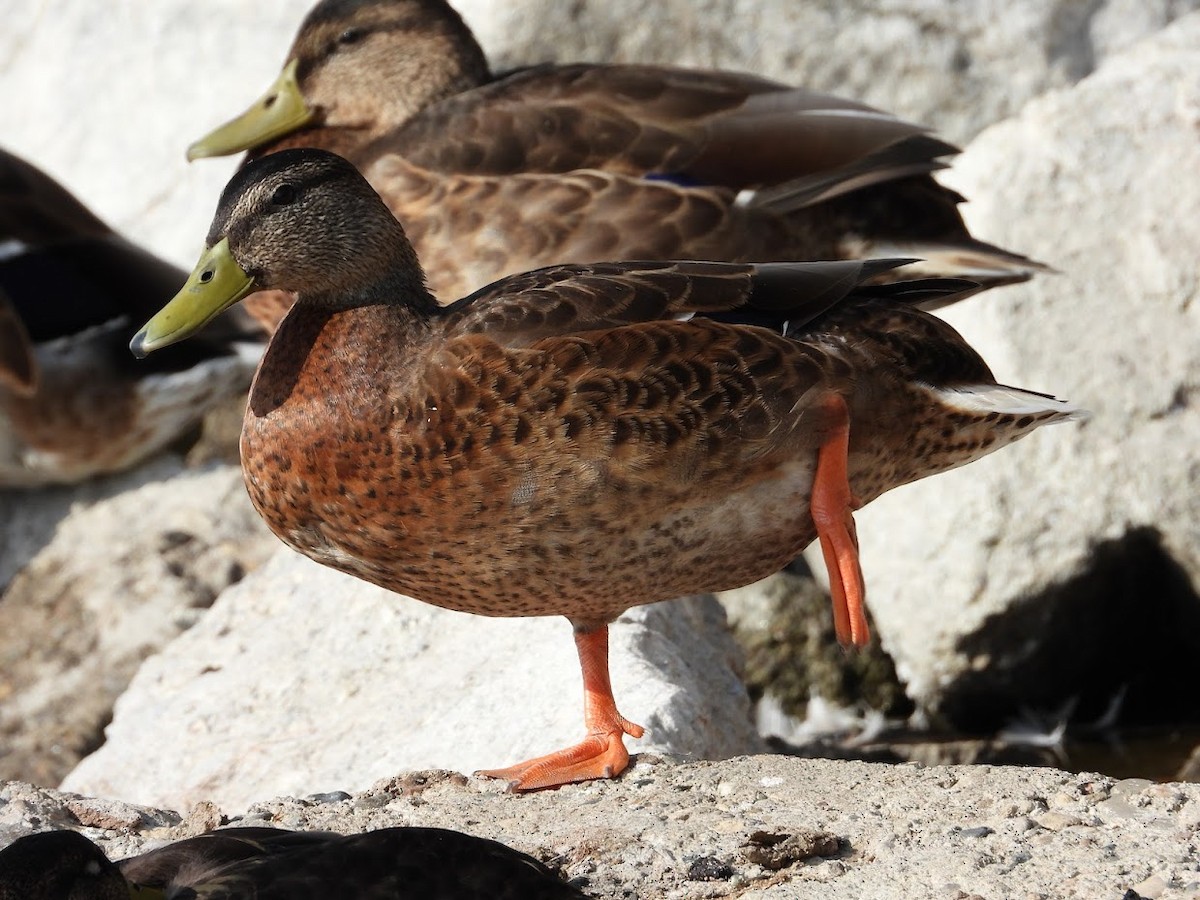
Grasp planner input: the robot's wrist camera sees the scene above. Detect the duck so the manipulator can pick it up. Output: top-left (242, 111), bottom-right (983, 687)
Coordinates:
top-left (185, 0), bottom-right (1044, 325)
top-left (130, 149), bottom-right (1081, 790)
top-left (0, 147), bottom-right (262, 487)
top-left (0, 826), bottom-right (586, 898)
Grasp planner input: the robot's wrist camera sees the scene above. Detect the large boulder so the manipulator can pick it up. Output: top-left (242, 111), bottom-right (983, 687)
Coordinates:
top-left (61, 549), bottom-right (760, 811)
top-left (855, 14), bottom-right (1200, 727)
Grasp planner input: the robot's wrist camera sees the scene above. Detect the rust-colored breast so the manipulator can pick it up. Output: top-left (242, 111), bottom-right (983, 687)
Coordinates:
top-left (242, 303), bottom-right (841, 626)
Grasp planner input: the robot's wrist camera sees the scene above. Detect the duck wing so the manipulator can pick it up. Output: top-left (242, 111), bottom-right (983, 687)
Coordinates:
top-left (439, 257), bottom-right (966, 344)
top-left (385, 64), bottom-right (947, 191)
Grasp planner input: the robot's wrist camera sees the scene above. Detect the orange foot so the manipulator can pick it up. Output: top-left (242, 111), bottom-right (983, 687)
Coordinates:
top-left (811, 394), bottom-right (870, 648)
top-left (477, 626), bottom-right (645, 792)
top-left (477, 719), bottom-right (644, 791)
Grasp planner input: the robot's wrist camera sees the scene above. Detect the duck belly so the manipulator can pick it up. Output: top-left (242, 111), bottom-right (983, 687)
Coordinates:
top-left (241, 410), bottom-right (820, 624)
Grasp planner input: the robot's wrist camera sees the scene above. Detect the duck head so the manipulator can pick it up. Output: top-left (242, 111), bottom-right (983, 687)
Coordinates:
top-left (186, 0), bottom-right (490, 160)
top-left (132, 149), bottom-right (428, 356)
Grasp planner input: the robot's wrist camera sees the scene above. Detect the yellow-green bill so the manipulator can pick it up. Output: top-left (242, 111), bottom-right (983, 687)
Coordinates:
top-left (130, 238), bottom-right (254, 357)
top-left (187, 59), bottom-right (315, 160)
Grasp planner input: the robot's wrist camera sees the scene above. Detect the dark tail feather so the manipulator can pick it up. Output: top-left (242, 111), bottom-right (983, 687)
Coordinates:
top-left (742, 135), bottom-right (960, 212)
top-left (859, 239), bottom-right (1053, 308)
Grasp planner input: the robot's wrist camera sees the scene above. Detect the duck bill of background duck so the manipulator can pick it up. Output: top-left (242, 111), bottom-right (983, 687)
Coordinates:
top-left (186, 59), bottom-right (315, 160)
top-left (129, 238), bottom-right (254, 357)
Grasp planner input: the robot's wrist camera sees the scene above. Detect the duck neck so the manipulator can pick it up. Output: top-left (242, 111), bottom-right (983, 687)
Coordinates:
top-left (301, 269), bottom-right (439, 362)
top-left (253, 276), bottom-right (436, 417)
top-left (306, 264), bottom-right (437, 317)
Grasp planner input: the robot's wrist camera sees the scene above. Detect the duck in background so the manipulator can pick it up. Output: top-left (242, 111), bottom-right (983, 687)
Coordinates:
top-left (0, 826), bottom-right (587, 899)
top-left (0, 148), bottom-right (262, 487)
top-left (185, 0), bottom-right (1044, 329)
top-left (130, 149), bottom-right (1081, 790)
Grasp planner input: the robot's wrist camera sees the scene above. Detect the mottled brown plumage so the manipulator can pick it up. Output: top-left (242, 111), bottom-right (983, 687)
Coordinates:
top-left (133, 149), bottom-right (1080, 790)
top-left (0, 827), bottom-right (586, 899)
top-left (188, 0), bottom-right (1044, 322)
top-left (0, 148), bottom-right (261, 487)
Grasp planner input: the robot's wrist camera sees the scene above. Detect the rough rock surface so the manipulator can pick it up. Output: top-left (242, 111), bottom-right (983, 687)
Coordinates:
top-left (0, 456), bottom-right (184, 590)
top-left (0, 465), bottom-right (276, 786)
top-left (9, 756), bottom-right (1200, 899)
top-left (61, 550), bottom-right (761, 812)
top-left (855, 15), bottom-right (1200, 727)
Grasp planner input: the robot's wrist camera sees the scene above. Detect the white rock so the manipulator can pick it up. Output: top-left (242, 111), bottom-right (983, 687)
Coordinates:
top-left (0, 455), bottom-right (184, 589)
top-left (0, 464), bottom-right (277, 784)
top-left (62, 549), bottom-right (760, 811)
top-left (855, 15), bottom-right (1200, 711)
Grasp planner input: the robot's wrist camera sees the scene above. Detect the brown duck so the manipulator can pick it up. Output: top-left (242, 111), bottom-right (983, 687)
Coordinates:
top-left (0, 147), bottom-right (260, 486)
top-left (187, 0), bottom-right (1044, 327)
top-left (132, 149), bottom-right (1080, 790)
top-left (0, 826), bottom-right (586, 899)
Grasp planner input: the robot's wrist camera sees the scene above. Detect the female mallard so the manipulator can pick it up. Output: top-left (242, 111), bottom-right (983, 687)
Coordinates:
top-left (186, 0), bottom-right (1042, 324)
top-left (131, 149), bottom-right (1079, 790)
top-left (0, 148), bottom-right (261, 487)
top-left (0, 827), bottom-right (586, 898)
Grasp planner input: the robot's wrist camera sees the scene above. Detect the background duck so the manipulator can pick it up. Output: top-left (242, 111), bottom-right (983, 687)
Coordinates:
top-left (0, 148), bottom-right (262, 487)
top-left (186, 0), bottom-right (1044, 325)
top-left (130, 149), bottom-right (1080, 790)
top-left (0, 827), bottom-right (587, 899)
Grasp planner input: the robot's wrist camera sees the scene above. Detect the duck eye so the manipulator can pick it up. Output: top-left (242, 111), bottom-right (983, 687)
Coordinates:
top-left (338, 27), bottom-right (365, 45)
top-left (271, 183), bottom-right (298, 206)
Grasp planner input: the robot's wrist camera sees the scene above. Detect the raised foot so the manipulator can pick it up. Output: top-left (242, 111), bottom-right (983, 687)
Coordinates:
top-left (811, 393), bottom-right (871, 648)
top-left (477, 719), bottom-right (645, 792)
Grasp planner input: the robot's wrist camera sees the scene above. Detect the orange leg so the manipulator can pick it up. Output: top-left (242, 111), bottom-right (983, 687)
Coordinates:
top-left (810, 394), bottom-right (870, 648)
top-left (477, 625), bottom-right (644, 792)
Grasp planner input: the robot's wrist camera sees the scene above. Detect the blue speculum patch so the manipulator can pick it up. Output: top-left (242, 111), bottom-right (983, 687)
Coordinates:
top-left (643, 172), bottom-right (706, 187)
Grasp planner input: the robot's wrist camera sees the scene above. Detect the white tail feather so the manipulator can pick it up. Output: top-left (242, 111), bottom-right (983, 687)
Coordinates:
top-left (933, 383), bottom-right (1089, 423)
